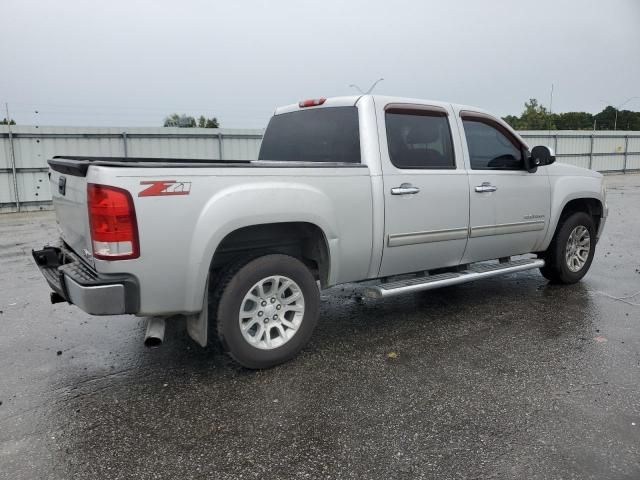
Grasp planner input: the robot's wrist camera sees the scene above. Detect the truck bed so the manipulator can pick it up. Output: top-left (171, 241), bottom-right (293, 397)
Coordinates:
top-left (49, 156), bottom-right (366, 176)
top-left (45, 154), bottom-right (374, 315)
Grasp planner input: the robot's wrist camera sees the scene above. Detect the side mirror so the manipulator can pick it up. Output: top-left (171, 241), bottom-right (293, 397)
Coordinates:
top-left (525, 145), bottom-right (556, 172)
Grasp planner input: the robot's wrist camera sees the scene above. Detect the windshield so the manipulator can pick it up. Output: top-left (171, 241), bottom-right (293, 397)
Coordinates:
top-left (259, 107), bottom-right (361, 163)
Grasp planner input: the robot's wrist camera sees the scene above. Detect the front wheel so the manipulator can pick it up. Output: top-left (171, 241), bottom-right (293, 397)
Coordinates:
top-left (540, 211), bottom-right (596, 284)
top-left (215, 254), bottom-right (319, 369)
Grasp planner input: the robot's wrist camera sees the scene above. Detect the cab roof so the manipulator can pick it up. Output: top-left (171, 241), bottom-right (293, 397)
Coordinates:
top-left (273, 95), bottom-right (490, 116)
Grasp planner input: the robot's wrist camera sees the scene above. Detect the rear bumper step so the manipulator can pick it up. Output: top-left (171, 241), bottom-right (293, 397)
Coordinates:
top-left (364, 258), bottom-right (545, 299)
top-left (32, 245), bottom-right (139, 315)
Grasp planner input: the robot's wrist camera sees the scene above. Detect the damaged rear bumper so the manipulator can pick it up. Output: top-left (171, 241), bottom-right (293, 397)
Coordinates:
top-left (32, 245), bottom-right (139, 315)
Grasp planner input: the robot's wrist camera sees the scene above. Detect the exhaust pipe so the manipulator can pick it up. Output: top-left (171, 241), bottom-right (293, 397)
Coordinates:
top-left (144, 317), bottom-right (166, 348)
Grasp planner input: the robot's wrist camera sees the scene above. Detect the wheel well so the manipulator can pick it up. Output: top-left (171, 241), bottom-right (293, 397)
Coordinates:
top-left (210, 222), bottom-right (331, 287)
top-left (559, 198), bottom-right (603, 232)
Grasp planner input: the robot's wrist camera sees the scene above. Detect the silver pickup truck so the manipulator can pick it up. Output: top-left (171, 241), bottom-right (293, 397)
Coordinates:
top-left (33, 95), bottom-right (607, 368)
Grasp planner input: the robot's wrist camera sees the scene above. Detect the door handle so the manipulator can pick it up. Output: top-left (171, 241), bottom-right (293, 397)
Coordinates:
top-left (391, 183), bottom-right (420, 195)
top-left (475, 182), bottom-right (497, 193)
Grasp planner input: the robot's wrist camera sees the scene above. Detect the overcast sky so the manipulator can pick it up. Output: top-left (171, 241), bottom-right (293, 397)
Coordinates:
top-left (1, 0), bottom-right (639, 128)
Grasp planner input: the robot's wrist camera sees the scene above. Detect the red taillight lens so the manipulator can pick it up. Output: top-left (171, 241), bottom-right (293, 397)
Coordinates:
top-left (87, 183), bottom-right (139, 260)
top-left (298, 97), bottom-right (326, 108)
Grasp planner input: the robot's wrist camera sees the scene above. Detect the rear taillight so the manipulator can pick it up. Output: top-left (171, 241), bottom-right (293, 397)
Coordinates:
top-left (87, 183), bottom-right (139, 260)
top-left (298, 97), bottom-right (326, 108)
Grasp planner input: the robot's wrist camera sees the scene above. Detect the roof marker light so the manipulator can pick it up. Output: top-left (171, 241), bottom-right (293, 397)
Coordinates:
top-left (298, 98), bottom-right (326, 108)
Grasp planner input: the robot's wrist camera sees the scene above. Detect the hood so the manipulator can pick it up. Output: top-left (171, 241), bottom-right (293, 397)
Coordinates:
top-left (545, 161), bottom-right (603, 179)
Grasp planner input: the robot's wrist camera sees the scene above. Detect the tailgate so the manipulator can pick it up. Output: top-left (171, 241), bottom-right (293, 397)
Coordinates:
top-left (48, 165), bottom-right (94, 267)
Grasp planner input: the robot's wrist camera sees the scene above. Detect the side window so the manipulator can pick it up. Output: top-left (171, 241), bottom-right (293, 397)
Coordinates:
top-left (385, 110), bottom-right (455, 169)
top-left (462, 118), bottom-right (524, 170)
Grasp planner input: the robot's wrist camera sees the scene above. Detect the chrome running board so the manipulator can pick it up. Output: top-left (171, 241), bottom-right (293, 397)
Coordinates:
top-left (363, 258), bottom-right (545, 299)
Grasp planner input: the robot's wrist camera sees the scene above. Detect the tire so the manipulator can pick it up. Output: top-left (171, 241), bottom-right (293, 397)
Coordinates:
top-left (215, 254), bottom-right (320, 369)
top-left (540, 211), bottom-right (596, 284)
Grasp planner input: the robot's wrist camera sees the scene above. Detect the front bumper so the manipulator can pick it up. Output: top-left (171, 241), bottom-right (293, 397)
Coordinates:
top-left (32, 244), bottom-right (139, 315)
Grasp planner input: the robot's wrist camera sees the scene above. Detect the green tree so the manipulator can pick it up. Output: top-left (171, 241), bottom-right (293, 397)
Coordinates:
top-left (502, 100), bottom-right (640, 130)
top-left (593, 106), bottom-right (617, 130)
top-left (501, 114), bottom-right (521, 129)
top-left (554, 111), bottom-right (594, 130)
top-left (204, 117), bottom-right (219, 128)
top-left (519, 98), bottom-right (555, 130)
top-left (0, 118), bottom-right (16, 125)
top-left (615, 109), bottom-right (640, 130)
top-left (502, 99), bottom-right (555, 130)
top-left (164, 113), bottom-right (196, 127)
top-left (165, 113), bottom-right (220, 128)
top-left (197, 115), bottom-right (219, 128)
top-left (593, 106), bottom-right (640, 131)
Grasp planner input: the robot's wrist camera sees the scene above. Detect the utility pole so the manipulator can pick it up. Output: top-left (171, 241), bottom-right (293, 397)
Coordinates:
top-left (5, 102), bottom-right (20, 211)
top-left (548, 83), bottom-right (554, 132)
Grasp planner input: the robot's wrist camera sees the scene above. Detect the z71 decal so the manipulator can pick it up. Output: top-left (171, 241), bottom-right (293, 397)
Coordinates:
top-left (139, 180), bottom-right (192, 197)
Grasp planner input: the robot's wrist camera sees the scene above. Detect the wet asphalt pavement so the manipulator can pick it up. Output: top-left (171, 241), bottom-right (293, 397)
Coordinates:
top-left (1, 174), bottom-right (639, 480)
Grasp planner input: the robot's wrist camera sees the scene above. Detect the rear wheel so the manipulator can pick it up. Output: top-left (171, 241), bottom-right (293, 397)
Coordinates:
top-left (215, 254), bottom-right (319, 369)
top-left (540, 211), bottom-right (596, 284)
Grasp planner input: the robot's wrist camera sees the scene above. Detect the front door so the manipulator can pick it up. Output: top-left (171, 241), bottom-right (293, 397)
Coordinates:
top-left (377, 102), bottom-right (470, 277)
top-left (458, 112), bottom-right (551, 263)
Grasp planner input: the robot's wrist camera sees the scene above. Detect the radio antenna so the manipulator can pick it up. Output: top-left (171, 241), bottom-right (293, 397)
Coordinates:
top-left (349, 78), bottom-right (384, 95)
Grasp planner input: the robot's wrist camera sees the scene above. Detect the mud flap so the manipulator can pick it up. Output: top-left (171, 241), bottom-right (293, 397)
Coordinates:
top-left (186, 277), bottom-right (208, 347)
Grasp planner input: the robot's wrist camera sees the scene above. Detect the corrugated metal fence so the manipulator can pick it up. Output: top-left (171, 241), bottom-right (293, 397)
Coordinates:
top-left (0, 126), bottom-right (263, 213)
top-left (518, 131), bottom-right (640, 172)
top-left (1, 126), bottom-right (639, 213)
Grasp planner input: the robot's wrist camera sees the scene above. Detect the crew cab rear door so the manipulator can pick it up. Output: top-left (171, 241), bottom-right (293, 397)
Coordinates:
top-left (376, 100), bottom-right (470, 277)
top-left (456, 110), bottom-right (551, 263)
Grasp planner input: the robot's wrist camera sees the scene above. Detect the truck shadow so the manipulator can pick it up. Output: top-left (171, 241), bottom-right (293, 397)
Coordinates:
top-left (124, 272), bottom-right (598, 374)
top-left (52, 271), bottom-right (597, 389)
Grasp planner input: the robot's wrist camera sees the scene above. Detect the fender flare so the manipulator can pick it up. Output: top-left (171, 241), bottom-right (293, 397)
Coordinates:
top-left (182, 181), bottom-right (340, 312)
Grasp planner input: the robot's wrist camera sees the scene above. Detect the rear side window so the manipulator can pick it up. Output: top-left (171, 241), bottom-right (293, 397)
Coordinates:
top-left (462, 118), bottom-right (524, 170)
top-left (259, 107), bottom-right (360, 163)
top-left (385, 110), bottom-right (455, 169)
